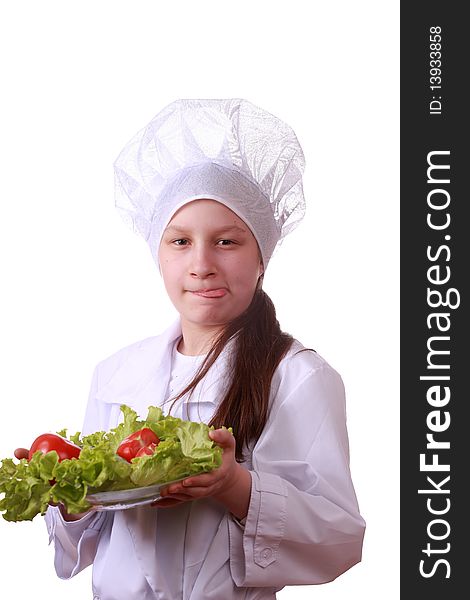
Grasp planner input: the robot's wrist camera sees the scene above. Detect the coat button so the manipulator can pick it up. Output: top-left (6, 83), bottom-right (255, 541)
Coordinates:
top-left (261, 547), bottom-right (273, 560)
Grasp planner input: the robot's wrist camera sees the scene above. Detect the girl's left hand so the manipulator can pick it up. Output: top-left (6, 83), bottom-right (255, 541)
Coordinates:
top-left (154, 428), bottom-right (251, 520)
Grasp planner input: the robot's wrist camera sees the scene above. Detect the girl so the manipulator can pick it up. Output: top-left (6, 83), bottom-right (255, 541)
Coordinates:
top-left (22, 99), bottom-right (365, 599)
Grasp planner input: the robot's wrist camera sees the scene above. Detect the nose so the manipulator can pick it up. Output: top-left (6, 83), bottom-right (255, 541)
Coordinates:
top-left (189, 243), bottom-right (217, 279)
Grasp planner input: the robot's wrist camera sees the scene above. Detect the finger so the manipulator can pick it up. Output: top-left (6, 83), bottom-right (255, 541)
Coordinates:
top-left (152, 499), bottom-right (182, 508)
top-left (166, 475), bottom-right (216, 495)
top-left (160, 487), bottom-right (193, 501)
top-left (171, 485), bottom-right (218, 500)
top-left (209, 428), bottom-right (235, 449)
top-left (159, 485), bottom-right (187, 497)
top-left (162, 493), bottom-right (192, 501)
top-left (172, 476), bottom-right (226, 496)
top-left (151, 495), bottom-right (190, 508)
top-left (179, 472), bottom-right (223, 489)
top-left (14, 448), bottom-right (29, 460)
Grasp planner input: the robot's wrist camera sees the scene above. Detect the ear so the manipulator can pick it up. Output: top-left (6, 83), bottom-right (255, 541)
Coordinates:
top-left (257, 261), bottom-right (265, 286)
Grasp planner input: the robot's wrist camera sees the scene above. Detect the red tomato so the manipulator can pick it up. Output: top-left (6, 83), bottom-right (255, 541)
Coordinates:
top-left (117, 428), bottom-right (160, 462)
top-left (135, 442), bottom-right (157, 458)
top-left (116, 439), bottom-right (142, 462)
top-left (28, 433), bottom-right (81, 462)
top-left (126, 428), bottom-right (159, 446)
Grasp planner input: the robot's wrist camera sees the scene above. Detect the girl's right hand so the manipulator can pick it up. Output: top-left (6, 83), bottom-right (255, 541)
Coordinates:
top-left (14, 447), bottom-right (29, 460)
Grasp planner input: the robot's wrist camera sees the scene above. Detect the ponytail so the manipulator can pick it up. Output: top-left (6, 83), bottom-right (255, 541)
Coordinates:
top-left (167, 287), bottom-right (295, 461)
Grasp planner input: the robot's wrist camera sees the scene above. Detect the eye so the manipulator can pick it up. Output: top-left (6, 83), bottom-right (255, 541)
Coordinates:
top-left (217, 239), bottom-right (236, 246)
top-left (172, 239), bottom-right (189, 246)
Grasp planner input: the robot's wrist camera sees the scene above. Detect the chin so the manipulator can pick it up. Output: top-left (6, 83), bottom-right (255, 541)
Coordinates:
top-left (183, 312), bottom-right (230, 328)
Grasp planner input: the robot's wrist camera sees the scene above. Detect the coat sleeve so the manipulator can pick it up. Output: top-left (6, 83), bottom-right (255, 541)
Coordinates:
top-left (44, 505), bottom-right (109, 579)
top-left (44, 363), bottom-right (111, 579)
top-left (228, 358), bottom-right (366, 587)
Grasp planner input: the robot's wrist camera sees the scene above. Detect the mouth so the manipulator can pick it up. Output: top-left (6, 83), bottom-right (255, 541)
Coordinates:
top-left (189, 288), bottom-right (227, 298)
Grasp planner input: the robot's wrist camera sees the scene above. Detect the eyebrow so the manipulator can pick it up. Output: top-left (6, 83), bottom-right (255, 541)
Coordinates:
top-left (164, 224), bottom-right (248, 235)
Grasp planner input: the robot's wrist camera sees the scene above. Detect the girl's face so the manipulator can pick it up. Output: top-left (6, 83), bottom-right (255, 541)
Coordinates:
top-left (158, 199), bottom-right (264, 333)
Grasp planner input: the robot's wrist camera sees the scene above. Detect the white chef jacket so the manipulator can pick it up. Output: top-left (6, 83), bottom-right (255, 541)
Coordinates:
top-left (45, 319), bottom-right (365, 600)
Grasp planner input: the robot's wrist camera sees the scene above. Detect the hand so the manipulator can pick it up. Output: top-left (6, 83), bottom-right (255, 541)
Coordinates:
top-left (14, 447), bottom-right (29, 460)
top-left (154, 428), bottom-right (252, 520)
top-left (57, 503), bottom-right (92, 522)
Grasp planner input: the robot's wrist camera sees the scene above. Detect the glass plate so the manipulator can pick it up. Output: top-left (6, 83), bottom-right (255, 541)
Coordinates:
top-left (86, 478), bottom-right (184, 511)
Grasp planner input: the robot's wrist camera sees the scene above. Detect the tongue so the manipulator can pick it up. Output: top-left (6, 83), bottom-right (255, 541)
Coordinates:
top-left (200, 289), bottom-right (225, 297)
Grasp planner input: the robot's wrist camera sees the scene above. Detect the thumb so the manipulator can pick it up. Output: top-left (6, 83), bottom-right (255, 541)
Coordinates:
top-left (209, 428), bottom-right (235, 449)
top-left (14, 448), bottom-right (29, 460)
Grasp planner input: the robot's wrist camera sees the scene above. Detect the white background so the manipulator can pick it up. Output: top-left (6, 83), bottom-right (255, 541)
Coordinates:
top-left (0, 1), bottom-right (399, 598)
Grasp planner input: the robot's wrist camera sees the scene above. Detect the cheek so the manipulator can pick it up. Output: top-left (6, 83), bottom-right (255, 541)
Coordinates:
top-left (160, 262), bottom-right (180, 294)
top-left (231, 260), bottom-right (261, 291)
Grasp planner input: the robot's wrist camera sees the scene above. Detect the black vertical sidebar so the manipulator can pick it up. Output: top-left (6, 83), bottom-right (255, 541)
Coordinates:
top-left (401, 3), bottom-right (468, 598)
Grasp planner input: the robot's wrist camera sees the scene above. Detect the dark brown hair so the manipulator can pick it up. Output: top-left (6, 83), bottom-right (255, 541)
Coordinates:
top-left (167, 285), bottom-right (295, 461)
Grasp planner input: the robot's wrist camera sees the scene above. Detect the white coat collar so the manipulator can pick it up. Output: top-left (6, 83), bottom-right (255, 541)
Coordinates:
top-left (94, 318), bottom-right (235, 418)
top-left (94, 318), bottom-right (182, 408)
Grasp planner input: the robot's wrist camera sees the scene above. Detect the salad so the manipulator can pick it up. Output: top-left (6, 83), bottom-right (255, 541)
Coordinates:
top-left (0, 405), bottom-right (225, 521)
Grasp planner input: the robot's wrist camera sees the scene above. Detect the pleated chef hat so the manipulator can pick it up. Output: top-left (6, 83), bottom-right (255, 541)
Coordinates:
top-left (113, 98), bottom-right (306, 269)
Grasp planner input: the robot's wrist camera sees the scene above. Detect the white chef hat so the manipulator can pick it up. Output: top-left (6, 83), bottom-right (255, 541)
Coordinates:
top-left (113, 98), bottom-right (306, 269)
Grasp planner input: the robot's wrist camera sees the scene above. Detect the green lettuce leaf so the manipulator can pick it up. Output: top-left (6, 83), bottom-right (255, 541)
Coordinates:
top-left (0, 451), bottom-right (58, 521)
top-left (129, 421), bottom-right (223, 487)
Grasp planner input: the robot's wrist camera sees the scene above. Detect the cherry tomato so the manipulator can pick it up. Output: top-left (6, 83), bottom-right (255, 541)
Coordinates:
top-left (116, 428), bottom-right (160, 462)
top-left (28, 433), bottom-right (81, 462)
